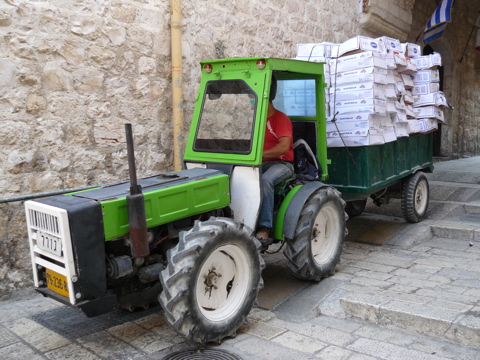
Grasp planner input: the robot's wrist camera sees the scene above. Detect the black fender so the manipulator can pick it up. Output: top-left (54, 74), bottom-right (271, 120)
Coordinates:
top-left (282, 181), bottom-right (332, 240)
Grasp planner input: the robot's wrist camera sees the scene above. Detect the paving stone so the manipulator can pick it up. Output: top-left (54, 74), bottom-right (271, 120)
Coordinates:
top-left (348, 337), bottom-right (451, 360)
top-left (315, 345), bottom-right (356, 359)
top-left (238, 319), bottom-right (287, 340)
top-left (132, 313), bottom-right (166, 330)
top-left (271, 331), bottom-right (326, 354)
top-left (346, 260), bottom-right (397, 273)
top-left (0, 342), bottom-right (46, 360)
top-left (354, 323), bottom-right (418, 347)
top-left (231, 335), bottom-right (317, 360)
top-left (77, 331), bottom-right (143, 360)
top-left (377, 290), bottom-right (432, 305)
top-left (0, 326), bottom-right (19, 349)
top-left (5, 318), bottom-right (70, 353)
top-left (311, 315), bottom-right (363, 334)
top-left (269, 318), bottom-right (356, 347)
top-left (0, 303), bottom-right (29, 324)
top-left (44, 343), bottom-right (100, 360)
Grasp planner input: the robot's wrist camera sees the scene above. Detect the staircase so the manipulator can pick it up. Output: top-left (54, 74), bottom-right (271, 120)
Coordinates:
top-left (319, 157), bottom-right (480, 350)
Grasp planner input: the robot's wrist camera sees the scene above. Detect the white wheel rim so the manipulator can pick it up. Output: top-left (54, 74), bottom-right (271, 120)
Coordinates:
top-left (415, 179), bottom-right (428, 214)
top-left (195, 244), bottom-right (251, 322)
top-left (311, 202), bottom-right (341, 266)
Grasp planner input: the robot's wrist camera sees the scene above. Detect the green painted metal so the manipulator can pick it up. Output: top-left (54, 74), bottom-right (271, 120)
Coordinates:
top-left (325, 133), bottom-right (434, 202)
top-left (273, 184), bottom-right (303, 241)
top-left (100, 174), bottom-right (231, 241)
top-left (183, 57), bottom-right (329, 179)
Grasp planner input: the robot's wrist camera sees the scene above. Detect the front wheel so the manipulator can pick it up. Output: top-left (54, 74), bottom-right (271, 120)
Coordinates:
top-left (284, 187), bottom-right (347, 281)
top-left (402, 171), bottom-right (429, 223)
top-left (158, 217), bottom-right (264, 344)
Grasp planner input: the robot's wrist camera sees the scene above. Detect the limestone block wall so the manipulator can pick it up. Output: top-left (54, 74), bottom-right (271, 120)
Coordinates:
top-left (407, 0), bottom-right (480, 157)
top-left (0, 0), bottom-right (360, 294)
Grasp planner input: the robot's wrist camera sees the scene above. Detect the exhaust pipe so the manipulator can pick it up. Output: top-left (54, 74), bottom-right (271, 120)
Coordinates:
top-left (125, 124), bottom-right (150, 258)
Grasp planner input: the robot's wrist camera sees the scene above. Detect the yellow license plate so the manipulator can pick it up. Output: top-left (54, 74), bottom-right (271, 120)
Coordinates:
top-left (45, 268), bottom-right (69, 298)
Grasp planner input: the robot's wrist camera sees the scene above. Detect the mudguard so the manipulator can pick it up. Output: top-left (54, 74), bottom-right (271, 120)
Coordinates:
top-left (274, 181), bottom-right (332, 241)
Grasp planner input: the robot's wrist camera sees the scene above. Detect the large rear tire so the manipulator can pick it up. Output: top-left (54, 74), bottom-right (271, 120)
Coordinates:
top-left (284, 187), bottom-right (347, 281)
top-left (158, 217), bottom-right (264, 344)
top-left (402, 171), bottom-right (429, 223)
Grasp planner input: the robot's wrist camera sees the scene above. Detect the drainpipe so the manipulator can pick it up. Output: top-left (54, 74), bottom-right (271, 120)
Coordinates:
top-left (170, 0), bottom-right (184, 171)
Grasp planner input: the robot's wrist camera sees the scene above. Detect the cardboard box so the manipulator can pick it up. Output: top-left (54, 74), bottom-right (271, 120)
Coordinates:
top-left (402, 43), bottom-right (421, 58)
top-left (413, 70), bottom-right (440, 84)
top-left (405, 104), bottom-right (416, 118)
top-left (333, 67), bottom-right (387, 86)
top-left (385, 70), bottom-right (396, 85)
top-left (326, 117), bottom-right (385, 132)
top-left (390, 109), bottom-right (408, 123)
top-left (295, 56), bottom-right (327, 63)
top-left (329, 51), bottom-right (387, 73)
top-left (329, 98), bottom-right (387, 116)
top-left (401, 74), bottom-right (414, 88)
top-left (383, 51), bottom-right (397, 69)
top-left (385, 84), bottom-right (397, 98)
top-left (394, 122), bottom-right (410, 138)
top-left (329, 113), bottom-right (390, 122)
top-left (412, 82), bottom-right (440, 95)
top-left (406, 119), bottom-right (422, 134)
top-left (330, 82), bottom-right (387, 101)
top-left (413, 92), bottom-right (448, 107)
top-left (415, 105), bottom-right (445, 122)
top-left (383, 128), bottom-right (398, 143)
top-left (326, 129), bottom-right (385, 147)
top-left (337, 36), bottom-right (386, 57)
top-left (418, 118), bottom-right (438, 133)
top-left (414, 53), bottom-right (442, 70)
top-left (393, 51), bottom-right (407, 66)
top-left (404, 92), bottom-right (415, 104)
top-left (297, 43), bottom-right (338, 58)
top-left (378, 36), bottom-right (402, 52)
top-left (397, 57), bottom-right (417, 74)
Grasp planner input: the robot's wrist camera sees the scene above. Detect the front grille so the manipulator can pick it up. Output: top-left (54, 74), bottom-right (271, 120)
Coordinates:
top-left (28, 208), bottom-right (60, 235)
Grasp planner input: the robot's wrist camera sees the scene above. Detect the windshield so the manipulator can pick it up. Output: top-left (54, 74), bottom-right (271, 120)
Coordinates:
top-left (194, 80), bottom-right (256, 154)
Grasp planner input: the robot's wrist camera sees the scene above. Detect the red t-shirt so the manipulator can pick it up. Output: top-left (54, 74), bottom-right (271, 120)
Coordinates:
top-left (263, 110), bottom-right (294, 162)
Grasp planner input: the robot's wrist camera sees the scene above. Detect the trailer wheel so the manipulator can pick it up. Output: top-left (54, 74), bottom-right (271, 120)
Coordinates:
top-left (284, 187), bottom-right (347, 281)
top-left (402, 171), bottom-right (429, 223)
top-left (345, 199), bottom-right (367, 218)
top-left (158, 217), bottom-right (264, 344)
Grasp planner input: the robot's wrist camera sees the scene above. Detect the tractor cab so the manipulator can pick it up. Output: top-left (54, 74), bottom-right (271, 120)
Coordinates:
top-left (183, 57), bottom-right (330, 233)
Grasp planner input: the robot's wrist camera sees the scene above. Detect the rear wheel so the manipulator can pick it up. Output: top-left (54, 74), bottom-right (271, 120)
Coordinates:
top-left (402, 171), bottom-right (429, 223)
top-left (345, 199), bottom-right (367, 218)
top-left (158, 217), bottom-right (264, 344)
top-left (284, 187), bottom-right (347, 281)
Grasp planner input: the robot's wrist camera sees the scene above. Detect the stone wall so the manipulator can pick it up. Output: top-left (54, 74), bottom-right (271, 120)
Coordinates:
top-left (407, 0), bottom-right (480, 157)
top-left (1, 0), bottom-right (479, 294)
top-left (0, 0), bottom-right (359, 294)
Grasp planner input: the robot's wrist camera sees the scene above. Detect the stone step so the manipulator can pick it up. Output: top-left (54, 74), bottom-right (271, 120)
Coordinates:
top-left (426, 169), bottom-right (480, 185)
top-left (428, 180), bottom-right (480, 203)
top-left (339, 293), bottom-right (480, 350)
top-left (429, 215), bottom-right (480, 241)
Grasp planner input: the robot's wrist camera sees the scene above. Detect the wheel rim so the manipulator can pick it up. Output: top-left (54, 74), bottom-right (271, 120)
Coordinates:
top-left (311, 202), bottom-right (341, 266)
top-left (195, 244), bottom-right (251, 322)
top-left (415, 179), bottom-right (428, 215)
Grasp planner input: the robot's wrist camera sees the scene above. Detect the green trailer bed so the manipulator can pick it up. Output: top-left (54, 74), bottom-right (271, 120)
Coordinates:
top-left (325, 133), bottom-right (434, 202)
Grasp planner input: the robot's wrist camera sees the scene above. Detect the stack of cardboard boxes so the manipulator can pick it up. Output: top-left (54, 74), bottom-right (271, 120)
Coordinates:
top-left (296, 36), bottom-right (449, 148)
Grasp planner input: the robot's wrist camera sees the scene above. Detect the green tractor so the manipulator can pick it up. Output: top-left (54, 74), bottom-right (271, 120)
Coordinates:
top-left (25, 58), bottom-right (347, 344)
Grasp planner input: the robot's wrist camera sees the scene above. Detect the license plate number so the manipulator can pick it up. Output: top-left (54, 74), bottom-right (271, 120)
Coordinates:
top-left (37, 231), bottom-right (62, 256)
top-left (46, 268), bottom-right (69, 298)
